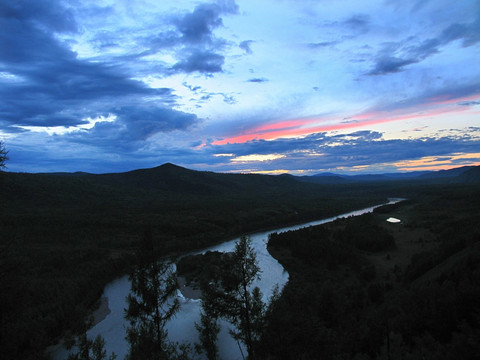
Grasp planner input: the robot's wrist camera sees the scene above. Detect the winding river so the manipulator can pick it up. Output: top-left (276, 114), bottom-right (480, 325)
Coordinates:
top-left (53, 199), bottom-right (401, 360)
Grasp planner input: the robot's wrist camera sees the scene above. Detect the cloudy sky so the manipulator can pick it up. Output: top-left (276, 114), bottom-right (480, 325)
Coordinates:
top-left (1, 0), bottom-right (479, 174)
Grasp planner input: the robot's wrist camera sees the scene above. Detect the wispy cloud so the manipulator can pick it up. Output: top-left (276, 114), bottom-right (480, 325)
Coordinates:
top-left (213, 90), bottom-right (480, 145)
top-left (247, 78), bottom-right (269, 83)
top-left (239, 40), bottom-right (254, 54)
top-left (367, 14), bottom-right (480, 75)
top-left (394, 153), bottom-right (480, 172)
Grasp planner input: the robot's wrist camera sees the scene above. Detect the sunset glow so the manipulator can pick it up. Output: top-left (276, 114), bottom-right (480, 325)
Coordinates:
top-left (213, 96), bottom-right (479, 146)
top-left (1, 0), bottom-right (479, 174)
top-left (231, 154), bottom-right (286, 163)
top-left (394, 153), bottom-right (480, 172)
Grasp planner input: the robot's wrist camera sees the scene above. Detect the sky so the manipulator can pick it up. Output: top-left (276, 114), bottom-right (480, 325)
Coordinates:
top-left (1, 0), bottom-right (479, 175)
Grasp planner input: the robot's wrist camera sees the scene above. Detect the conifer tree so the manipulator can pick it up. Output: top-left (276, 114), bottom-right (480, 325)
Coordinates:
top-left (67, 333), bottom-right (116, 360)
top-left (0, 141), bottom-right (7, 170)
top-left (124, 229), bottom-right (180, 360)
top-left (225, 236), bottom-right (265, 360)
top-left (195, 285), bottom-right (220, 360)
top-left (199, 236), bottom-right (265, 360)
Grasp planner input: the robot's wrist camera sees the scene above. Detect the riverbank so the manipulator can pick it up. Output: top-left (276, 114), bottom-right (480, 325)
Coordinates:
top-left (6, 166), bottom-right (392, 360)
top-left (259, 188), bottom-right (480, 359)
top-left (177, 276), bottom-right (202, 300)
top-left (91, 297), bottom-right (111, 327)
top-left (52, 200), bottom-right (399, 360)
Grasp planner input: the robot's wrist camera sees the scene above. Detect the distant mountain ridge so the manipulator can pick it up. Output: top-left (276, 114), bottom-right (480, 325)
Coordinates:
top-left (301, 165), bottom-right (479, 184)
top-left (7, 164), bottom-right (480, 194)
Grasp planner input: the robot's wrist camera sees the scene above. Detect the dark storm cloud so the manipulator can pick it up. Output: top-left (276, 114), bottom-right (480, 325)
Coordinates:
top-left (0, 0), bottom-right (78, 35)
top-left (0, 6), bottom-right (74, 65)
top-left (6, 138), bottom-right (183, 174)
top-left (130, 0), bottom-right (238, 74)
top-left (368, 15), bottom-right (480, 75)
top-left (0, 0), bottom-right (198, 136)
top-left (115, 106), bottom-right (198, 141)
top-left (174, 0), bottom-right (238, 44)
top-left (168, 1), bottom-right (238, 73)
top-left (0, 0), bottom-right (241, 133)
top-left (67, 106), bottom-right (198, 150)
top-left (172, 50), bottom-right (225, 74)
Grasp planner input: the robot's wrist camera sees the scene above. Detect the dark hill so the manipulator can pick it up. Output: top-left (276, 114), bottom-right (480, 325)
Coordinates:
top-left (300, 174), bottom-right (350, 184)
top-left (1, 163), bottom-right (392, 360)
top-left (2, 163), bottom-right (480, 360)
top-left (61, 162), bottom-right (303, 195)
top-left (457, 166), bottom-right (480, 182)
top-left (418, 165), bottom-right (475, 180)
top-left (88, 163), bottom-right (224, 195)
top-left (4, 162), bottom-right (378, 218)
top-left (301, 165), bottom-right (480, 184)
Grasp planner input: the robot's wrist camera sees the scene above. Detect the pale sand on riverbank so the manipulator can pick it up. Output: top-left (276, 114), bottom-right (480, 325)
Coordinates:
top-left (177, 276), bottom-right (202, 300)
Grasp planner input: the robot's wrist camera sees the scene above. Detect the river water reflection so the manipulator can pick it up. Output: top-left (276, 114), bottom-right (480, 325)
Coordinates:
top-left (55, 199), bottom-right (401, 360)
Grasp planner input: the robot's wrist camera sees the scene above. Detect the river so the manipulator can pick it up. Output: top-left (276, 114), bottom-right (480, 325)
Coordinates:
top-left (53, 199), bottom-right (401, 360)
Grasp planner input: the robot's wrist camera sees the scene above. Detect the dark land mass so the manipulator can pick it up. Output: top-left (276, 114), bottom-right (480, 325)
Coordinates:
top-left (302, 165), bottom-right (480, 184)
top-left (260, 184), bottom-right (480, 359)
top-left (0, 164), bottom-right (479, 359)
top-left (177, 250), bottom-right (231, 299)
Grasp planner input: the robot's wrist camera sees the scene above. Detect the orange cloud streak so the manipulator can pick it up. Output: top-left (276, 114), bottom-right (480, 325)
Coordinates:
top-left (393, 152), bottom-right (480, 172)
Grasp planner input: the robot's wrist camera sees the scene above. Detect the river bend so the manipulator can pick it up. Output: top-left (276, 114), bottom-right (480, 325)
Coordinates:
top-left (54, 199), bottom-right (401, 360)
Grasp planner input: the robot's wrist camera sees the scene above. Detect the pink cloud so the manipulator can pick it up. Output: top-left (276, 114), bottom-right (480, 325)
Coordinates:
top-left (213, 93), bottom-right (480, 146)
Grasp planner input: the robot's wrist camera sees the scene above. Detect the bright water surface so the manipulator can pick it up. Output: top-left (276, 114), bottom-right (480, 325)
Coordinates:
top-left (54, 199), bottom-right (401, 360)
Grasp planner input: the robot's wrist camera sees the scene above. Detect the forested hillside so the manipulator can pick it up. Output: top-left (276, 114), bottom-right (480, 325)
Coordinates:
top-left (0, 164), bottom-right (384, 360)
top-left (1, 164), bottom-right (479, 359)
top-left (261, 184), bottom-right (480, 359)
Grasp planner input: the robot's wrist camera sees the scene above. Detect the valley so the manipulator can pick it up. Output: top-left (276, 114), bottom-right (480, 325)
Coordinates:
top-left (1, 164), bottom-right (479, 359)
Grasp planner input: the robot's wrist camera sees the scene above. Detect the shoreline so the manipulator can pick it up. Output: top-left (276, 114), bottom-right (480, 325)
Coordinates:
top-left (177, 276), bottom-right (202, 300)
top-left (91, 296), bottom-right (111, 327)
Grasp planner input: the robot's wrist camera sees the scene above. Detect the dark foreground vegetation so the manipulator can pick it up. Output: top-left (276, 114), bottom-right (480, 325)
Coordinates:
top-left (0, 163), bottom-right (385, 360)
top-left (261, 184), bottom-right (480, 359)
top-left (1, 163), bottom-right (479, 359)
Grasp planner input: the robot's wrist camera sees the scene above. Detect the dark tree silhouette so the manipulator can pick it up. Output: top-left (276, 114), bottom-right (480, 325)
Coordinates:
top-left (199, 236), bottom-right (265, 360)
top-left (195, 285), bottom-right (220, 360)
top-left (67, 333), bottom-right (116, 360)
top-left (124, 230), bottom-right (180, 360)
top-left (0, 141), bottom-right (7, 170)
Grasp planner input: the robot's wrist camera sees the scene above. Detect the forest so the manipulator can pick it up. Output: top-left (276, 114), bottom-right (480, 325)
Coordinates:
top-left (260, 184), bottom-right (480, 359)
top-left (1, 163), bottom-right (479, 359)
